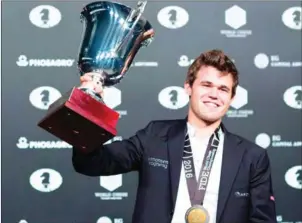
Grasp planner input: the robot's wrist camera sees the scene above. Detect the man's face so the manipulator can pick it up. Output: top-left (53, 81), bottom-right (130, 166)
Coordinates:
top-left (184, 65), bottom-right (235, 123)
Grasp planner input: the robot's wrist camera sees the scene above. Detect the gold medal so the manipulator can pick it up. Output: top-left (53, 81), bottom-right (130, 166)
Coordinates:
top-left (185, 205), bottom-right (210, 223)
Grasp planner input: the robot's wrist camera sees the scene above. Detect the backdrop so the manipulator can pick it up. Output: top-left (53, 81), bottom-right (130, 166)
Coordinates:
top-left (1, 0), bottom-right (302, 223)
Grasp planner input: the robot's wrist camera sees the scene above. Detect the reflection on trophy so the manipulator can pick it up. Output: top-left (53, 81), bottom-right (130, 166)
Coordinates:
top-left (38, 1), bottom-right (155, 152)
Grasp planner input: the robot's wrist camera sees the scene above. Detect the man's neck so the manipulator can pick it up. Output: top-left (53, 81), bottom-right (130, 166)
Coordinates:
top-left (187, 114), bottom-right (222, 138)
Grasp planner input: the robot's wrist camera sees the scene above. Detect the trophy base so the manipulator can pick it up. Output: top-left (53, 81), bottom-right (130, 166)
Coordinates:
top-left (37, 87), bottom-right (120, 152)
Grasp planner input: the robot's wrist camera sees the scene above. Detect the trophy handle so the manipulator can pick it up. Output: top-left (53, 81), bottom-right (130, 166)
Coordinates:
top-left (114, 1), bottom-right (149, 52)
top-left (78, 72), bottom-right (105, 103)
top-left (127, 1), bottom-right (147, 23)
top-left (141, 28), bottom-right (155, 47)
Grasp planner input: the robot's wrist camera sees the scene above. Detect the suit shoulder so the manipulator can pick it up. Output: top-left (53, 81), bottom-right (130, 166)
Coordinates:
top-left (142, 118), bottom-right (183, 136)
top-left (230, 133), bottom-right (272, 171)
top-left (150, 118), bottom-right (182, 127)
top-left (230, 132), bottom-right (266, 158)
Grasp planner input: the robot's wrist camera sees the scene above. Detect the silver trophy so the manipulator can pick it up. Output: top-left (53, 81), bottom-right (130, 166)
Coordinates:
top-left (78, 0), bottom-right (154, 100)
top-left (38, 0), bottom-right (155, 150)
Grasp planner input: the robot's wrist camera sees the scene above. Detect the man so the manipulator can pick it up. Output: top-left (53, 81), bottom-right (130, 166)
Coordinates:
top-left (72, 49), bottom-right (277, 223)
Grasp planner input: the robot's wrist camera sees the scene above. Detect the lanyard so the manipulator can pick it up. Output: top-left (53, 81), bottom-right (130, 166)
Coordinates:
top-left (183, 126), bottom-right (221, 206)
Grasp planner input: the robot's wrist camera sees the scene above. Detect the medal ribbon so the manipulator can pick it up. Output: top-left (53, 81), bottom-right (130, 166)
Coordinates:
top-left (183, 126), bottom-right (221, 206)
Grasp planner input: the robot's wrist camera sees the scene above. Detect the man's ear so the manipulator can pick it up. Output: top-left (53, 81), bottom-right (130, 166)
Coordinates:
top-left (231, 87), bottom-right (237, 100)
top-left (230, 91), bottom-right (236, 103)
top-left (184, 82), bottom-right (192, 96)
top-left (230, 96), bottom-right (234, 104)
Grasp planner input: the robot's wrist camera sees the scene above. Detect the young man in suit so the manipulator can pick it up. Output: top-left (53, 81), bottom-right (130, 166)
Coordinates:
top-left (72, 49), bottom-right (277, 223)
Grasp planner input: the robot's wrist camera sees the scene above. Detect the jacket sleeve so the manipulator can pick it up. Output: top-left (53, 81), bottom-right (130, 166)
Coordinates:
top-left (249, 149), bottom-right (277, 223)
top-left (72, 121), bottom-right (153, 176)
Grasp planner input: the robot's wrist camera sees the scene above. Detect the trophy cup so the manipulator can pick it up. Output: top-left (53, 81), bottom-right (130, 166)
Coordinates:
top-left (37, 1), bottom-right (154, 152)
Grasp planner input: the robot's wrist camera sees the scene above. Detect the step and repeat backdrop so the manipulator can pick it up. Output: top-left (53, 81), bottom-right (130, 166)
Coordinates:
top-left (1, 0), bottom-right (302, 223)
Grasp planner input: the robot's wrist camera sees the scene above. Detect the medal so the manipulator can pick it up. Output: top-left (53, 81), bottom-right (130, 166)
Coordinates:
top-left (182, 127), bottom-right (221, 223)
top-left (185, 205), bottom-right (210, 223)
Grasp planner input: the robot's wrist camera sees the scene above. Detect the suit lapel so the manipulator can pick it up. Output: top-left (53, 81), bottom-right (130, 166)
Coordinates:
top-left (216, 128), bottom-right (246, 223)
top-left (166, 118), bottom-right (187, 208)
top-left (164, 119), bottom-right (246, 220)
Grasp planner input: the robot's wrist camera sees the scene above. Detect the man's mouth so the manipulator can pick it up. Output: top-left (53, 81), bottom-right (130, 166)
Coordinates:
top-left (203, 101), bottom-right (220, 108)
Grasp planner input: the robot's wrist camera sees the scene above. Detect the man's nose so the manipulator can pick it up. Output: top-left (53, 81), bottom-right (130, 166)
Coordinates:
top-left (208, 87), bottom-right (218, 98)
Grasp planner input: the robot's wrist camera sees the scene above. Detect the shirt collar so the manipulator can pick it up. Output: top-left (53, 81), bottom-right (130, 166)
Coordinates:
top-left (186, 122), bottom-right (224, 139)
top-left (187, 122), bottom-right (196, 137)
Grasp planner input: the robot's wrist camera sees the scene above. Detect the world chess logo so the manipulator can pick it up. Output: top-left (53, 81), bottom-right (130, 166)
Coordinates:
top-left (158, 86), bottom-right (189, 110)
top-left (29, 168), bottom-right (63, 192)
top-left (29, 5), bottom-right (61, 28)
top-left (157, 5), bottom-right (189, 29)
top-left (29, 86), bottom-right (62, 110)
top-left (95, 174), bottom-right (128, 200)
top-left (220, 5), bottom-right (252, 38)
top-left (282, 6), bottom-right (302, 30)
top-left (285, 165), bottom-right (302, 190)
top-left (283, 85), bottom-right (302, 110)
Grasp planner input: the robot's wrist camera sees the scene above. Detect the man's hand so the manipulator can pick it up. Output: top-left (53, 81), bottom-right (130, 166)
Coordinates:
top-left (79, 72), bottom-right (104, 98)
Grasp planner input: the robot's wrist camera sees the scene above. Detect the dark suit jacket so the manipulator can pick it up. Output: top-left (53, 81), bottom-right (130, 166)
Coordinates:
top-left (72, 118), bottom-right (277, 223)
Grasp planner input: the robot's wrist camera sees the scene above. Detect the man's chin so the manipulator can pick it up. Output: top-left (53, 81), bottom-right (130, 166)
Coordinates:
top-left (198, 114), bottom-right (222, 125)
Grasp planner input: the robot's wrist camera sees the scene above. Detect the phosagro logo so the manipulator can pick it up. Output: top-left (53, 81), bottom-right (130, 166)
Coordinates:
top-left (30, 168), bottom-right (63, 192)
top-left (285, 165), bottom-right (302, 190)
top-left (157, 6), bottom-right (189, 29)
top-left (17, 137), bottom-right (72, 149)
top-left (29, 5), bottom-right (61, 28)
top-left (178, 55), bottom-right (194, 67)
top-left (29, 86), bottom-right (62, 110)
top-left (282, 6), bottom-right (302, 30)
top-left (283, 85), bottom-right (302, 110)
top-left (16, 55), bottom-right (75, 67)
top-left (158, 86), bottom-right (189, 110)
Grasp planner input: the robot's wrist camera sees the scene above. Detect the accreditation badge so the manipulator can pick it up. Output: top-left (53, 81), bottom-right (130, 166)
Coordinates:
top-left (185, 205), bottom-right (210, 223)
